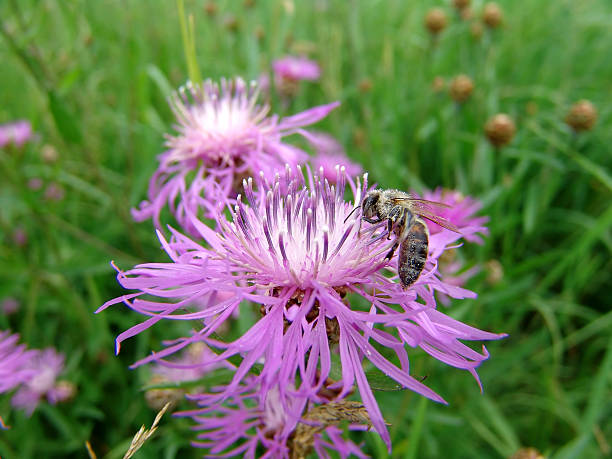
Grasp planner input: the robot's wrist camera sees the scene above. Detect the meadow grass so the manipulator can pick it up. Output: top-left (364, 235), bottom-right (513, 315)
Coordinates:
top-left (1, 0), bottom-right (610, 457)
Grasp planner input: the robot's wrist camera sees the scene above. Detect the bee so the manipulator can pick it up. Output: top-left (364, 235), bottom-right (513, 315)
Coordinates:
top-left (360, 189), bottom-right (460, 288)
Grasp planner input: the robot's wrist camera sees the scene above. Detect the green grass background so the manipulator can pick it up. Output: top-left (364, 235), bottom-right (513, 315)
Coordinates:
top-left (1, 0), bottom-right (611, 457)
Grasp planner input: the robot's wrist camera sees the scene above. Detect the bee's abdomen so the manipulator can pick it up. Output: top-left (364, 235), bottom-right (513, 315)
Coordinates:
top-left (398, 221), bottom-right (429, 288)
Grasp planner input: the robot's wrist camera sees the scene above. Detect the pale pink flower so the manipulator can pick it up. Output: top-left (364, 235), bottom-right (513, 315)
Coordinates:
top-left (273, 56), bottom-right (321, 82)
top-left (11, 348), bottom-right (69, 416)
top-left (131, 77), bottom-right (339, 236)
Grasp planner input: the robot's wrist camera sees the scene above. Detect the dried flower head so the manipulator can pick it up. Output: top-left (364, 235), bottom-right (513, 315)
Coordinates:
top-left (101, 165), bottom-right (505, 449)
top-left (449, 74), bottom-right (474, 103)
top-left (565, 100), bottom-right (597, 132)
top-left (131, 78), bottom-right (338, 235)
top-left (485, 113), bottom-right (516, 148)
top-left (483, 2), bottom-right (503, 28)
top-left (425, 8), bottom-right (448, 35)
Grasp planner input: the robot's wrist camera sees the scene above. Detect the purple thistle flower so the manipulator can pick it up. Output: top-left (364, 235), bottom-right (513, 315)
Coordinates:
top-left (1, 297), bottom-right (20, 315)
top-left (0, 331), bottom-right (37, 394)
top-left (100, 165), bottom-right (505, 449)
top-left (11, 348), bottom-right (69, 416)
top-left (180, 378), bottom-right (368, 458)
top-left (304, 131), bottom-right (363, 184)
top-left (273, 56), bottom-right (321, 82)
top-left (131, 77), bottom-right (339, 235)
top-left (417, 188), bottom-right (489, 305)
top-left (1, 330), bottom-right (38, 429)
top-left (0, 120), bottom-right (33, 149)
top-left (418, 188), bottom-right (489, 244)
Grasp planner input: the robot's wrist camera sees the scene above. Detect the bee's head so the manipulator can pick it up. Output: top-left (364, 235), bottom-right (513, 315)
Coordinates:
top-left (361, 190), bottom-right (381, 220)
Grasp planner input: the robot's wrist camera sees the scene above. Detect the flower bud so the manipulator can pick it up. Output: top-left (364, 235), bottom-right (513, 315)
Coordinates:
top-left (565, 100), bottom-right (597, 132)
top-left (425, 8), bottom-right (447, 35)
top-left (483, 2), bottom-right (503, 28)
top-left (449, 74), bottom-right (474, 103)
top-left (485, 113), bottom-right (516, 148)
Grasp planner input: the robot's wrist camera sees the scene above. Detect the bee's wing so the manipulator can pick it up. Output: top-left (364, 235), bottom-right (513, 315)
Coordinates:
top-left (417, 212), bottom-right (461, 233)
top-left (389, 195), bottom-right (453, 208)
top-left (391, 196), bottom-right (461, 233)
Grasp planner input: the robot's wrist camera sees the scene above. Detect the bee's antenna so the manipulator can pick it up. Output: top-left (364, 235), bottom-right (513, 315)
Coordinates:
top-left (344, 205), bottom-right (361, 223)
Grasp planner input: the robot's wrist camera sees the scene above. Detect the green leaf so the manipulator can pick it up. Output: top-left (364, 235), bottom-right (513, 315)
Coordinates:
top-left (47, 90), bottom-right (83, 143)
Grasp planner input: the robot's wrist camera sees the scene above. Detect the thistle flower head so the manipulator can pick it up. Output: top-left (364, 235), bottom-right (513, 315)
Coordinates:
top-left (1, 298), bottom-right (19, 315)
top-left (273, 56), bottom-right (321, 82)
top-left (101, 165), bottom-right (505, 449)
top-left (0, 331), bottom-right (37, 394)
top-left (11, 348), bottom-right (69, 416)
top-left (419, 188), bottom-right (489, 244)
top-left (0, 120), bottom-right (33, 149)
top-left (132, 77), bottom-right (339, 235)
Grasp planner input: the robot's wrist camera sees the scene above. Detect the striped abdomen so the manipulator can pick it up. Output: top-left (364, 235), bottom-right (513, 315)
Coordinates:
top-left (398, 219), bottom-right (429, 288)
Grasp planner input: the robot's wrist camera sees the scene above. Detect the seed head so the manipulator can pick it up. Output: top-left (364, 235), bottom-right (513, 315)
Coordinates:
top-left (483, 2), bottom-right (503, 28)
top-left (452, 0), bottom-right (470, 11)
top-left (565, 100), bottom-right (597, 132)
top-left (484, 113), bottom-right (516, 148)
top-left (425, 8), bottom-right (448, 35)
top-left (449, 74), bottom-right (474, 103)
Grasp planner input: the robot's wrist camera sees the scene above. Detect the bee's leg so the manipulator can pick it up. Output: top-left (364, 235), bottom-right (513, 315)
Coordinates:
top-left (387, 218), bottom-right (393, 239)
top-left (385, 240), bottom-right (400, 260)
top-left (385, 212), bottom-right (407, 259)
